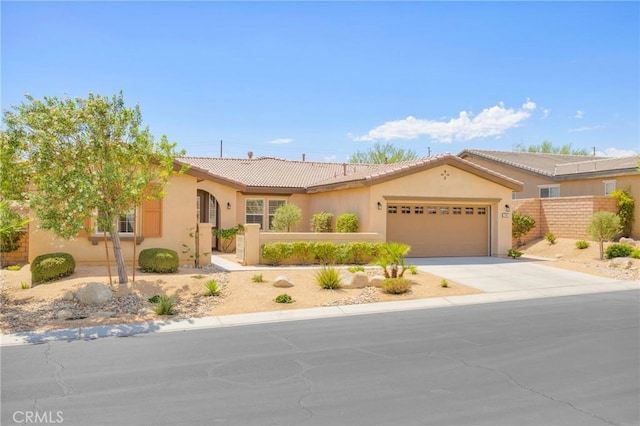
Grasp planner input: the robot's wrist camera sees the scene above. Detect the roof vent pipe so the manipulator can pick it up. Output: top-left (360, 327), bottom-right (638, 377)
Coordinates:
top-left (302, 153), bottom-right (306, 162)
top-left (343, 163), bottom-right (347, 176)
top-left (248, 151), bottom-right (253, 159)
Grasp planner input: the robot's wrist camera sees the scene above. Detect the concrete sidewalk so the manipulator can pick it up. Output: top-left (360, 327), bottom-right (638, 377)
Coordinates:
top-left (2, 256), bottom-right (638, 346)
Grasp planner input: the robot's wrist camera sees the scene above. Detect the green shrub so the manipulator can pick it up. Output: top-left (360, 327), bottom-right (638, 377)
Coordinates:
top-left (291, 241), bottom-right (315, 265)
top-left (251, 273), bottom-right (264, 283)
top-left (0, 201), bottom-right (30, 253)
top-left (605, 243), bottom-right (634, 259)
top-left (440, 279), bottom-right (449, 288)
top-left (21, 282), bottom-right (30, 289)
top-left (316, 266), bottom-right (342, 289)
top-left (408, 265), bottom-right (418, 275)
top-left (203, 279), bottom-right (221, 296)
top-left (381, 278), bottom-right (412, 294)
top-left (261, 242), bottom-right (292, 266)
top-left (575, 240), bottom-right (590, 249)
top-left (6, 265), bottom-right (21, 271)
top-left (213, 225), bottom-right (244, 252)
top-left (274, 293), bottom-right (293, 304)
top-left (148, 295), bottom-right (161, 303)
top-left (341, 241), bottom-right (377, 265)
top-left (31, 252), bottom-right (76, 284)
top-left (507, 248), bottom-right (522, 259)
top-left (544, 232), bottom-right (557, 245)
top-left (310, 212), bottom-right (334, 233)
top-left (314, 242), bottom-right (338, 265)
top-left (138, 248), bottom-right (179, 273)
top-left (336, 213), bottom-right (359, 233)
top-left (610, 189), bottom-right (635, 237)
top-left (348, 265), bottom-right (365, 273)
top-left (151, 295), bottom-right (176, 315)
top-left (631, 249), bottom-right (640, 259)
top-left (512, 212), bottom-right (536, 246)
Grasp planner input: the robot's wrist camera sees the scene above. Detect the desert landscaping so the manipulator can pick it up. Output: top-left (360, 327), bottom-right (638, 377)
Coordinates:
top-left (1, 237), bottom-right (638, 335)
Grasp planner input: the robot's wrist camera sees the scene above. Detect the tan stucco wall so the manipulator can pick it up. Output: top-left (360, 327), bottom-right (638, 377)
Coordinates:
top-left (28, 173), bottom-right (212, 266)
top-left (308, 187), bottom-right (373, 232)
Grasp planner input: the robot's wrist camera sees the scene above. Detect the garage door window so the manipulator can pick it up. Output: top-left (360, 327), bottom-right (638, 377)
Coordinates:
top-left (401, 206), bottom-right (411, 214)
top-left (388, 206), bottom-right (397, 214)
top-left (427, 207), bottom-right (437, 215)
top-left (477, 207), bottom-right (487, 215)
top-left (414, 206), bottom-right (424, 214)
top-left (440, 207), bottom-right (449, 215)
top-left (453, 207), bottom-right (462, 215)
top-left (465, 207), bottom-right (474, 215)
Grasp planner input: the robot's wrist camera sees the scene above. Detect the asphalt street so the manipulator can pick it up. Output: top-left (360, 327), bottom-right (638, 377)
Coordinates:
top-left (2, 290), bottom-right (639, 426)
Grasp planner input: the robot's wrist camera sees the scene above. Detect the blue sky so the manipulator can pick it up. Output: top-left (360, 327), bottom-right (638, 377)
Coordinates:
top-left (2, 1), bottom-right (639, 161)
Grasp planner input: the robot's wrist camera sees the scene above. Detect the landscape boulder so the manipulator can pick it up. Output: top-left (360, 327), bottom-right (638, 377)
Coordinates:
top-left (341, 271), bottom-right (369, 289)
top-left (273, 275), bottom-right (294, 288)
top-left (619, 237), bottom-right (636, 247)
top-left (56, 309), bottom-right (74, 320)
top-left (609, 258), bottom-right (633, 269)
top-left (369, 275), bottom-right (386, 287)
top-left (75, 282), bottom-right (113, 306)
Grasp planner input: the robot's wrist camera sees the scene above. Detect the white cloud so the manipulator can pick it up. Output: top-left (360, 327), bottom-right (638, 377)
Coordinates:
top-left (574, 110), bottom-right (584, 119)
top-left (541, 108), bottom-right (550, 119)
top-left (351, 100), bottom-right (536, 143)
top-left (267, 138), bottom-right (293, 144)
top-left (596, 148), bottom-right (639, 157)
top-left (568, 125), bottom-right (604, 133)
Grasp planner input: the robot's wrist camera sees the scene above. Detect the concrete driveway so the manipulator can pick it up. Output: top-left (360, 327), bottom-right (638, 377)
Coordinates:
top-left (413, 256), bottom-right (630, 293)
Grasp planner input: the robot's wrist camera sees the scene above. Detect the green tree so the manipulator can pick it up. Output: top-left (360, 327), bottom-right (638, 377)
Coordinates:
top-left (0, 131), bottom-right (30, 201)
top-left (349, 142), bottom-right (418, 164)
top-left (586, 211), bottom-right (622, 260)
top-left (271, 204), bottom-right (302, 232)
top-left (3, 92), bottom-right (184, 284)
top-left (610, 189), bottom-right (635, 237)
top-left (514, 140), bottom-right (589, 156)
top-left (512, 212), bottom-right (536, 246)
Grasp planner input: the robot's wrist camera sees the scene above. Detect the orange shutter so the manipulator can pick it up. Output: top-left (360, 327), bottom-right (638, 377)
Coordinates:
top-left (78, 217), bottom-right (93, 237)
top-left (142, 199), bottom-right (162, 237)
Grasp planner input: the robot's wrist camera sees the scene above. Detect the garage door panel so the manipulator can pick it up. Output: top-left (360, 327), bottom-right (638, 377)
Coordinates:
top-left (387, 204), bottom-right (489, 257)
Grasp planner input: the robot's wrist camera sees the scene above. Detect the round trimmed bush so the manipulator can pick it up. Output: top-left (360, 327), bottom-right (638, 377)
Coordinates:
top-left (138, 248), bottom-right (179, 273)
top-left (336, 213), bottom-right (359, 233)
top-left (31, 252), bottom-right (76, 284)
top-left (605, 243), bottom-right (634, 259)
top-left (381, 277), bottom-right (412, 294)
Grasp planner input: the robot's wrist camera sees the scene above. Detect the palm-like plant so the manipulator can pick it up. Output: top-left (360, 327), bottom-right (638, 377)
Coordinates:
top-left (374, 242), bottom-right (411, 278)
top-left (0, 201), bottom-right (30, 253)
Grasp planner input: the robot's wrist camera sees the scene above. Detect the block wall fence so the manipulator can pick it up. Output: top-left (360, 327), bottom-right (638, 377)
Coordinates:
top-left (512, 196), bottom-right (617, 241)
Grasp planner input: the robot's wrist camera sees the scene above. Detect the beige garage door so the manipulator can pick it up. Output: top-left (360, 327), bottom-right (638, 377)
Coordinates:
top-left (386, 204), bottom-right (490, 257)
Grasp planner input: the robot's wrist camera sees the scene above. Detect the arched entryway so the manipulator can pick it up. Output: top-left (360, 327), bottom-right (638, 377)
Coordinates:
top-left (196, 190), bottom-right (220, 251)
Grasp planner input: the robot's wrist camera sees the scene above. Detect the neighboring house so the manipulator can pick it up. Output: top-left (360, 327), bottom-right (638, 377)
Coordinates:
top-left (458, 150), bottom-right (640, 238)
top-left (28, 154), bottom-right (522, 265)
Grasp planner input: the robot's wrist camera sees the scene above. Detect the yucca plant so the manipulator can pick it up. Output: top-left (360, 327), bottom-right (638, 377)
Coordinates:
top-left (203, 279), bottom-right (221, 296)
top-left (316, 266), bottom-right (342, 289)
top-left (152, 295), bottom-right (176, 315)
top-left (251, 274), bottom-right (264, 283)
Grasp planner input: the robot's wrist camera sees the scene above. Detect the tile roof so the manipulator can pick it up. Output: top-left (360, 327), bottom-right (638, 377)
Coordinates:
top-left (177, 154), bottom-right (523, 192)
top-left (458, 149), bottom-right (639, 178)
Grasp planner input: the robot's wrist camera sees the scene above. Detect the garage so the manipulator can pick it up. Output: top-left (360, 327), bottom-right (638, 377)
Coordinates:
top-left (386, 203), bottom-right (490, 257)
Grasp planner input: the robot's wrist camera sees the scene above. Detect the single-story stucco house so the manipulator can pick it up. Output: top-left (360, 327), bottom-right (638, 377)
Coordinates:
top-left (458, 150), bottom-right (640, 238)
top-left (27, 154), bottom-right (523, 266)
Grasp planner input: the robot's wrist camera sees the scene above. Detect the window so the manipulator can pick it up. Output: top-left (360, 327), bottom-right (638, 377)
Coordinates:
top-left (427, 206), bottom-right (437, 215)
top-left (208, 195), bottom-right (217, 224)
top-left (245, 199), bottom-right (264, 229)
top-left (96, 209), bottom-right (135, 233)
top-left (453, 207), bottom-right (462, 215)
top-left (603, 180), bottom-right (616, 196)
top-left (477, 207), bottom-right (487, 215)
top-left (539, 185), bottom-right (560, 198)
top-left (414, 206), bottom-right (424, 214)
top-left (268, 200), bottom-right (286, 230)
top-left (387, 205), bottom-right (397, 214)
top-left (465, 207), bottom-right (474, 215)
top-left (401, 206), bottom-right (411, 214)
top-left (440, 206), bottom-right (449, 215)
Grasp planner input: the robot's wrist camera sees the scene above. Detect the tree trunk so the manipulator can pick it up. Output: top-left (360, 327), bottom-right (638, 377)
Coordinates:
top-left (110, 231), bottom-right (129, 284)
top-left (598, 239), bottom-right (604, 261)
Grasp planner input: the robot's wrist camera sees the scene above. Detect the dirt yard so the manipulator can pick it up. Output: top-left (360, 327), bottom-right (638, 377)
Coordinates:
top-left (1, 237), bottom-right (637, 334)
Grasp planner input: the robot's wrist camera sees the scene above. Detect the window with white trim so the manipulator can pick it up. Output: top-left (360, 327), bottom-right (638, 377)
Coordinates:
top-left (268, 199), bottom-right (286, 230)
top-left (603, 180), bottom-right (616, 196)
top-left (539, 185), bottom-right (560, 198)
top-left (245, 199), bottom-right (264, 229)
top-left (96, 209), bottom-right (136, 234)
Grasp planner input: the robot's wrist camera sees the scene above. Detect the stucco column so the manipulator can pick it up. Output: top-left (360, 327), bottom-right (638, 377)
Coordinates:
top-left (241, 223), bottom-right (261, 266)
top-left (198, 223), bottom-right (212, 266)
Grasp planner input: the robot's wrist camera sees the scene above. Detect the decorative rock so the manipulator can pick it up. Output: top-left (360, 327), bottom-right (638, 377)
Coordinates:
top-left (90, 311), bottom-right (116, 318)
top-left (619, 237), bottom-right (636, 247)
top-left (609, 258), bottom-right (632, 269)
top-left (273, 275), bottom-right (294, 288)
top-left (56, 309), bottom-right (74, 320)
top-left (62, 291), bottom-right (75, 301)
top-left (342, 271), bottom-right (370, 289)
top-left (369, 275), bottom-right (386, 287)
top-left (75, 282), bottom-right (113, 306)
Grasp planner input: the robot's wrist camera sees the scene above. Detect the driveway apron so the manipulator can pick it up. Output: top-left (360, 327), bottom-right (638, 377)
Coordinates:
top-left (412, 257), bottom-right (627, 293)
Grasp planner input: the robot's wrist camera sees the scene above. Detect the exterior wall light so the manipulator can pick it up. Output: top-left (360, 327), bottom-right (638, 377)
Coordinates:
top-left (227, 202), bottom-right (231, 210)
top-left (505, 204), bottom-right (510, 212)
top-left (377, 201), bottom-right (383, 210)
